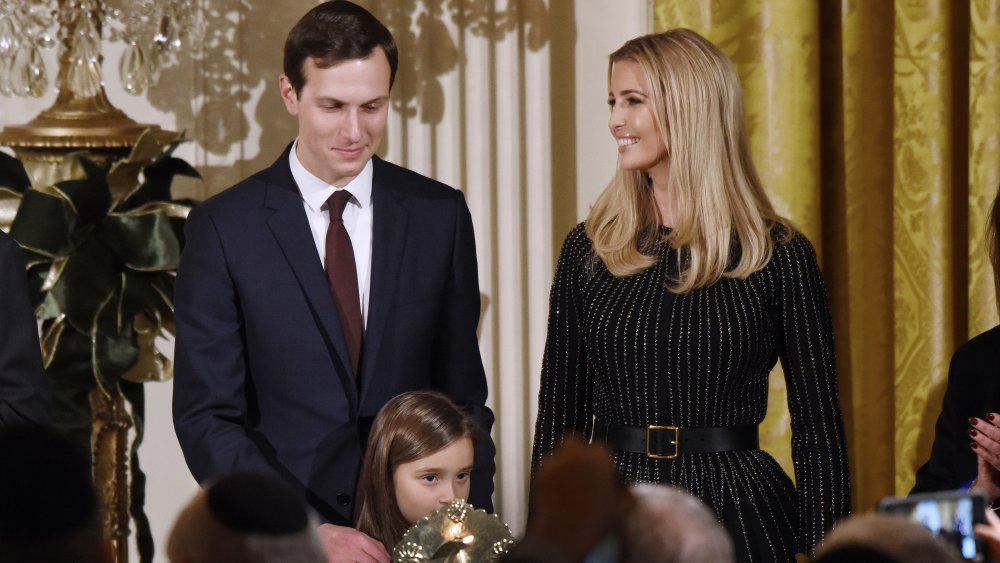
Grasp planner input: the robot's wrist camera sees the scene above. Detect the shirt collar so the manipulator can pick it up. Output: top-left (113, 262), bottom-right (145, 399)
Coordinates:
top-left (289, 138), bottom-right (374, 212)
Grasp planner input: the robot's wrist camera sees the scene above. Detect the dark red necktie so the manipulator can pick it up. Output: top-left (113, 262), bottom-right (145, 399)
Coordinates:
top-left (325, 190), bottom-right (362, 375)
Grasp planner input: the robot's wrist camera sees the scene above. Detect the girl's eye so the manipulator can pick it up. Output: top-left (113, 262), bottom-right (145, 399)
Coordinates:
top-left (422, 474), bottom-right (438, 483)
top-left (457, 472), bottom-right (470, 481)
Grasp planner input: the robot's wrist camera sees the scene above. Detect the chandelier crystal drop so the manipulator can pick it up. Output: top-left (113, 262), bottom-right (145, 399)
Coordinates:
top-left (0, 0), bottom-right (202, 98)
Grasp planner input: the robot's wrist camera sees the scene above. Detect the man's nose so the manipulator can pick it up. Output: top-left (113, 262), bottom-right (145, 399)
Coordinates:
top-left (343, 109), bottom-right (361, 140)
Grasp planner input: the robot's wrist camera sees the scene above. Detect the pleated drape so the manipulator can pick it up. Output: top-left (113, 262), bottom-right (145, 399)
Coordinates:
top-left (655, 0), bottom-right (1000, 513)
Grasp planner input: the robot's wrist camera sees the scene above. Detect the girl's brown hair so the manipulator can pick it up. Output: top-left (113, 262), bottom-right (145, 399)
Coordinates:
top-left (355, 391), bottom-right (477, 551)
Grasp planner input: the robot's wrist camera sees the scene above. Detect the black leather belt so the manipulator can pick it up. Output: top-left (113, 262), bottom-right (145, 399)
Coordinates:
top-left (592, 421), bottom-right (759, 459)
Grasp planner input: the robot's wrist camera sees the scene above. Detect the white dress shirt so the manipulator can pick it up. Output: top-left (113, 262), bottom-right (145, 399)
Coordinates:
top-left (289, 140), bottom-right (373, 329)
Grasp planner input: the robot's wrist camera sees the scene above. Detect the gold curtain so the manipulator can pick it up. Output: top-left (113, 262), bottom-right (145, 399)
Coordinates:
top-left (654, 0), bottom-right (1000, 514)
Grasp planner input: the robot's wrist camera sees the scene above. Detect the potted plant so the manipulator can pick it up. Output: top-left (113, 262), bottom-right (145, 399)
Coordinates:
top-left (0, 130), bottom-right (197, 563)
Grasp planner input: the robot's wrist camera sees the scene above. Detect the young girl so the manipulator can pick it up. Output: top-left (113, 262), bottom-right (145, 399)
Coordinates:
top-left (355, 390), bottom-right (477, 551)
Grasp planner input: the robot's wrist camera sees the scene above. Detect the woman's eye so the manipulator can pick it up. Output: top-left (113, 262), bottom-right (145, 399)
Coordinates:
top-left (607, 98), bottom-right (616, 108)
top-left (627, 97), bottom-right (642, 105)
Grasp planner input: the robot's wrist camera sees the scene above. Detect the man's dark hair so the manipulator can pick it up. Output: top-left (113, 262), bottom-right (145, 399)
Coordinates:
top-left (0, 425), bottom-right (106, 563)
top-left (283, 0), bottom-right (398, 94)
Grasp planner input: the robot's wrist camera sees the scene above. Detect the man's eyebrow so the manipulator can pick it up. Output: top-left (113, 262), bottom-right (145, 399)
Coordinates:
top-left (312, 95), bottom-right (389, 105)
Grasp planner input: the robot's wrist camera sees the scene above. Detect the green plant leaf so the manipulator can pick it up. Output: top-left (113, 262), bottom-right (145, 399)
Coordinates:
top-left (120, 273), bottom-right (160, 323)
top-left (53, 157), bottom-right (111, 226)
top-left (100, 211), bottom-right (183, 271)
top-left (43, 321), bottom-right (98, 387)
top-left (24, 261), bottom-right (50, 308)
top-left (10, 190), bottom-right (85, 257)
top-left (146, 274), bottom-right (175, 325)
top-left (49, 238), bottom-right (118, 334)
top-left (0, 151), bottom-right (32, 194)
top-left (106, 131), bottom-right (163, 201)
top-left (93, 293), bottom-right (139, 394)
top-left (120, 380), bottom-right (154, 563)
top-left (49, 365), bottom-right (95, 465)
top-left (120, 157), bottom-right (201, 211)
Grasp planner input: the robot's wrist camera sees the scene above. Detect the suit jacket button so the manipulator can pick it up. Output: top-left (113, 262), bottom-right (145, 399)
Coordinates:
top-left (336, 493), bottom-right (352, 506)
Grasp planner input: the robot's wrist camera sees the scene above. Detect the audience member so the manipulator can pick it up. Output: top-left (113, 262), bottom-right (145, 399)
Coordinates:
top-left (915, 184), bottom-right (1000, 495)
top-left (0, 230), bottom-right (50, 426)
top-left (0, 425), bottom-right (109, 563)
top-left (532, 27), bottom-right (849, 562)
top-left (355, 391), bottom-right (477, 553)
top-left (167, 472), bottom-right (325, 563)
top-left (504, 436), bottom-right (635, 563)
top-left (171, 2), bottom-right (495, 559)
top-left (812, 513), bottom-right (961, 563)
top-left (621, 483), bottom-right (735, 563)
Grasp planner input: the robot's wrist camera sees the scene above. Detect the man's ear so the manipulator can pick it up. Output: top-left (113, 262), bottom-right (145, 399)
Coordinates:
top-left (279, 75), bottom-right (299, 116)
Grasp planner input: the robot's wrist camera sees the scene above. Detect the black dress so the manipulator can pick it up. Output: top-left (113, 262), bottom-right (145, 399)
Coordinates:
top-left (532, 223), bottom-right (851, 562)
top-left (912, 325), bottom-right (1000, 494)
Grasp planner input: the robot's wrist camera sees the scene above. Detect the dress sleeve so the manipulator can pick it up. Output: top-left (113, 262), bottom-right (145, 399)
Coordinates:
top-left (531, 225), bottom-right (594, 471)
top-left (772, 232), bottom-right (852, 553)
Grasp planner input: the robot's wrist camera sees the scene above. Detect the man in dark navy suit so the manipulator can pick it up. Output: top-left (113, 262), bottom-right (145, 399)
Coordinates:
top-left (0, 230), bottom-right (50, 427)
top-left (172, 3), bottom-right (495, 561)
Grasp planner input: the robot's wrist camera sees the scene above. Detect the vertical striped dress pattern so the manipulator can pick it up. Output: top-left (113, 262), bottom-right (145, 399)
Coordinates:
top-left (532, 223), bottom-right (850, 562)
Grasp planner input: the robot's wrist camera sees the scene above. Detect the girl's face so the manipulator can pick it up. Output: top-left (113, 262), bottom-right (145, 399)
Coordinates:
top-left (393, 437), bottom-right (474, 524)
top-left (608, 59), bottom-right (669, 177)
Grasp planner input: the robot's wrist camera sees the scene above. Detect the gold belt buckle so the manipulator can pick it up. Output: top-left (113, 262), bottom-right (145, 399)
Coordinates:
top-left (646, 425), bottom-right (679, 459)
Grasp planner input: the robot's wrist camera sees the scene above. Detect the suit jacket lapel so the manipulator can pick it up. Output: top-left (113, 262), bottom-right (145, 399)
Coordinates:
top-left (262, 149), bottom-right (358, 408)
top-left (359, 158), bottom-right (407, 405)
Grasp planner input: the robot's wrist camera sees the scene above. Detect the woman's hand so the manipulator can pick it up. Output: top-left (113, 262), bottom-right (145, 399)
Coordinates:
top-left (969, 415), bottom-right (1000, 502)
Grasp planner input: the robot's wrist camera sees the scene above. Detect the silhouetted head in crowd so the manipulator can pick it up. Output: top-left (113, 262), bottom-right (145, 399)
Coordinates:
top-left (812, 513), bottom-right (961, 563)
top-left (621, 483), bottom-right (735, 563)
top-left (167, 472), bottom-right (325, 563)
top-left (0, 425), bottom-right (110, 563)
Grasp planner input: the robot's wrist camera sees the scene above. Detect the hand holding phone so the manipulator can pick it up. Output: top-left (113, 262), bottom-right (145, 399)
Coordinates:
top-left (878, 490), bottom-right (988, 561)
top-left (974, 509), bottom-right (1000, 563)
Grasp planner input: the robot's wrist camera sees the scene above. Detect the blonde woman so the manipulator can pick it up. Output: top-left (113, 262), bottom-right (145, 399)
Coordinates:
top-left (531, 29), bottom-right (850, 562)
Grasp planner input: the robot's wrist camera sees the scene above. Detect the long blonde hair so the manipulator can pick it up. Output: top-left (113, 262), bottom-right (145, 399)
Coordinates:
top-left (587, 29), bottom-right (790, 293)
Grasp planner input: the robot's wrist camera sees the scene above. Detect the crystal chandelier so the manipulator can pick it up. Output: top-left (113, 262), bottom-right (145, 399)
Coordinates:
top-left (0, 0), bottom-right (204, 99)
